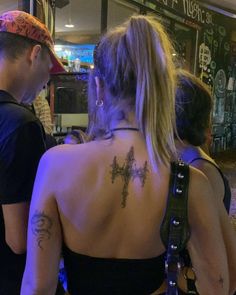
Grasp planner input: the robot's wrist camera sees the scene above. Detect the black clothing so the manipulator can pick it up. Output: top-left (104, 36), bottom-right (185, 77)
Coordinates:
top-left (24, 103), bottom-right (57, 150)
top-left (189, 157), bottom-right (231, 213)
top-left (63, 245), bottom-right (166, 295)
top-left (0, 90), bottom-right (46, 294)
top-left (45, 133), bottom-right (57, 150)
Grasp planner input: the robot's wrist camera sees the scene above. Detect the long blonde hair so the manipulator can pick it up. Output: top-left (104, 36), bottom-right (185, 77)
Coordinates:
top-left (90, 15), bottom-right (177, 169)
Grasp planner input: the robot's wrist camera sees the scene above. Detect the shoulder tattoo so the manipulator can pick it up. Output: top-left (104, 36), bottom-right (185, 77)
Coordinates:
top-left (31, 210), bottom-right (53, 250)
top-left (110, 146), bottom-right (148, 208)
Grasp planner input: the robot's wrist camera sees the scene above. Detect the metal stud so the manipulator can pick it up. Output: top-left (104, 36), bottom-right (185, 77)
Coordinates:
top-left (176, 188), bottom-right (183, 194)
top-left (169, 280), bottom-right (177, 287)
top-left (177, 172), bottom-right (184, 179)
top-left (170, 244), bottom-right (178, 250)
top-left (172, 219), bottom-right (180, 226)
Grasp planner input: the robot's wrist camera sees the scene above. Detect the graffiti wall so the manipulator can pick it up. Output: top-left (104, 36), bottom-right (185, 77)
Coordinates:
top-left (198, 16), bottom-right (236, 153)
top-left (131, 0), bottom-right (236, 153)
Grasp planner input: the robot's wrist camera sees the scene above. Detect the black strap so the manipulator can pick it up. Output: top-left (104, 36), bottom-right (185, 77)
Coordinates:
top-left (184, 267), bottom-right (198, 294)
top-left (160, 161), bottom-right (190, 295)
top-left (186, 278), bottom-right (198, 294)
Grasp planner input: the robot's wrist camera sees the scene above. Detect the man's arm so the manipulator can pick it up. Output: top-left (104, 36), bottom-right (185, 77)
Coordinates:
top-left (2, 202), bottom-right (29, 253)
top-left (0, 121), bottom-right (46, 253)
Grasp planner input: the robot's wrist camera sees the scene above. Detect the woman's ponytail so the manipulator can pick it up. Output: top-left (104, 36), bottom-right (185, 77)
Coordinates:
top-left (125, 16), bottom-right (177, 169)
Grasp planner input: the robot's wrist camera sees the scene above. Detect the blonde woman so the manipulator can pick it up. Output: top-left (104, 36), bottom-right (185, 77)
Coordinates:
top-left (22, 16), bottom-right (229, 294)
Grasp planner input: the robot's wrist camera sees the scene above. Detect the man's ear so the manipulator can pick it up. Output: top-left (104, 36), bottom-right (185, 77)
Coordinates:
top-left (29, 44), bottom-right (42, 64)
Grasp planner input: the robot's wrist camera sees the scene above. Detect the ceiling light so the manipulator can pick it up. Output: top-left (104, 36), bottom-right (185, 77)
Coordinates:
top-left (65, 23), bottom-right (74, 28)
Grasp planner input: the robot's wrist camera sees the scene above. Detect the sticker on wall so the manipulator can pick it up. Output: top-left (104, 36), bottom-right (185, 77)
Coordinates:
top-left (213, 69), bottom-right (227, 123)
top-left (199, 43), bottom-right (211, 69)
top-left (199, 43), bottom-right (213, 88)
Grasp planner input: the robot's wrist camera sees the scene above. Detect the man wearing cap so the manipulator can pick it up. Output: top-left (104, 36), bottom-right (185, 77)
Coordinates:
top-left (0, 10), bottom-right (65, 294)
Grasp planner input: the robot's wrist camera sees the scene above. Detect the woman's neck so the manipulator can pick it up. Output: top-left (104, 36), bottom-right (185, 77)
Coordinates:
top-left (110, 118), bottom-right (138, 131)
top-left (107, 119), bottom-right (142, 141)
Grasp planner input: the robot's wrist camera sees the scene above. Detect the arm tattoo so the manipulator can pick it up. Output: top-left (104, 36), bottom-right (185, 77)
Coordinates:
top-left (110, 146), bottom-right (148, 208)
top-left (31, 210), bottom-right (53, 250)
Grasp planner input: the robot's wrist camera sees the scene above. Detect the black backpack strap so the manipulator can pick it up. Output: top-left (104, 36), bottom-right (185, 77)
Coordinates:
top-left (160, 161), bottom-right (191, 295)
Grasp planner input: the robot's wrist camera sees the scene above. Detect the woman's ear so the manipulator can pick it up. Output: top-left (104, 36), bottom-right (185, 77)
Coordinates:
top-left (95, 76), bottom-right (104, 103)
top-left (95, 76), bottom-right (102, 99)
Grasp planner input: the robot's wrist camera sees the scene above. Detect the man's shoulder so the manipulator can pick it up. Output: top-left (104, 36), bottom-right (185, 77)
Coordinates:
top-left (1, 101), bottom-right (36, 123)
top-left (0, 100), bottom-right (41, 141)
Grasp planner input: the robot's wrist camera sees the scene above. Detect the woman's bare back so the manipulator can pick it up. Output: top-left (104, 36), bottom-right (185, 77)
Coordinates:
top-left (54, 136), bottom-right (170, 259)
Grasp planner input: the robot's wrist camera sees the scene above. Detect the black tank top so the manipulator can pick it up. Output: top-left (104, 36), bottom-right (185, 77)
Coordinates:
top-left (189, 157), bottom-right (231, 213)
top-left (63, 245), bottom-right (166, 295)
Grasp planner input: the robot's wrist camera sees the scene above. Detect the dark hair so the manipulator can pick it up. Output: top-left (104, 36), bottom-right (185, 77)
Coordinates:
top-left (0, 31), bottom-right (48, 60)
top-left (175, 70), bottom-right (213, 146)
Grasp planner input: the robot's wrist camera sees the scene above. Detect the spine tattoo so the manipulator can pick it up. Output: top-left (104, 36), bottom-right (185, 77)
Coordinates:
top-left (110, 146), bottom-right (148, 207)
top-left (31, 210), bottom-right (53, 249)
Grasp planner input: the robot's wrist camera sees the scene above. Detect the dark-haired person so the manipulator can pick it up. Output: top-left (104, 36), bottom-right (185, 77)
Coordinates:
top-left (175, 69), bottom-right (236, 294)
top-left (0, 10), bottom-right (65, 294)
top-left (176, 69), bottom-right (231, 212)
top-left (22, 16), bottom-right (230, 295)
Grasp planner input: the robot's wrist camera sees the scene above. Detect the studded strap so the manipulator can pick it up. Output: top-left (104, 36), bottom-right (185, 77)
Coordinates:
top-left (160, 161), bottom-right (190, 295)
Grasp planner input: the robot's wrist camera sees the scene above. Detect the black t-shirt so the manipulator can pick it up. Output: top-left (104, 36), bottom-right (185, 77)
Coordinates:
top-left (0, 90), bottom-right (46, 292)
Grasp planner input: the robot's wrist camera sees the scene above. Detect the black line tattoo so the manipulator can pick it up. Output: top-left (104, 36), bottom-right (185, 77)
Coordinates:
top-left (31, 210), bottom-right (53, 250)
top-left (110, 146), bottom-right (148, 208)
top-left (218, 275), bottom-right (224, 288)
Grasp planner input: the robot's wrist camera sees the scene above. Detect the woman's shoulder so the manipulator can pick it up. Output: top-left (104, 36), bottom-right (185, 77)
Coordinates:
top-left (190, 155), bottom-right (225, 200)
top-left (189, 165), bottom-right (210, 187)
top-left (188, 165), bottom-right (213, 200)
top-left (40, 140), bottom-right (111, 170)
top-left (44, 140), bottom-right (101, 155)
top-left (188, 165), bottom-right (219, 213)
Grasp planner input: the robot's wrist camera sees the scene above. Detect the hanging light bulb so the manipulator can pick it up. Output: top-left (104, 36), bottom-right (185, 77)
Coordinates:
top-left (65, 1), bottom-right (74, 28)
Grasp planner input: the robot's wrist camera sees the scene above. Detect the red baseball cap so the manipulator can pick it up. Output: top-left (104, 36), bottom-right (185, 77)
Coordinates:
top-left (0, 10), bottom-right (66, 74)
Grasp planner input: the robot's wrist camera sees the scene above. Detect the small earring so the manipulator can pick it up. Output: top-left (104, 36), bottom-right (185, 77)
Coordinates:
top-left (96, 99), bottom-right (104, 107)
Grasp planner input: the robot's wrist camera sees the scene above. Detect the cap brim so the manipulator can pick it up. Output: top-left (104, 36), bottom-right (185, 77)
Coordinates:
top-left (49, 49), bottom-right (66, 74)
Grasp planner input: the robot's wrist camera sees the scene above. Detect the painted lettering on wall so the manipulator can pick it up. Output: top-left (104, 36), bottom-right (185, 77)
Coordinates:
top-left (155, 0), bottom-right (213, 24)
top-left (182, 0), bottom-right (212, 24)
